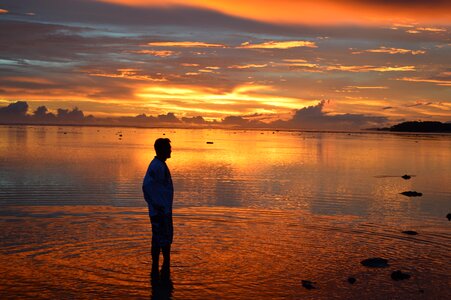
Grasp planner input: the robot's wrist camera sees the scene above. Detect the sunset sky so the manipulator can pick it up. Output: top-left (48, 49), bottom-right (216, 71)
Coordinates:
top-left (0, 0), bottom-right (450, 129)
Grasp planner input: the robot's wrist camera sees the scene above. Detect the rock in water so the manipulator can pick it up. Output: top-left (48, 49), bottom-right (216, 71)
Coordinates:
top-left (402, 230), bottom-right (418, 235)
top-left (360, 258), bottom-right (389, 268)
top-left (206, 141), bottom-right (214, 144)
top-left (401, 174), bottom-right (411, 180)
top-left (400, 191), bottom-right (423, 197)
top-left (347, 277), bottom-right (356, 284)
top-left (301, 280), bottom-right (316, 290)
top-left (447, 213), bottom-right (451, 221)
top-left (391, 270), bottom-right (410, 281)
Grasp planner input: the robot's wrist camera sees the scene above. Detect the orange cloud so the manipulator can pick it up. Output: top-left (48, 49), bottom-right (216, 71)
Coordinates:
top-left (406, 26), bottom-right (447, 34)
top-left (344, 86), bottom-right (388, 90)
top-left (133, 50), bottom-right (178, 57)
top-left (239, 41), bottom-right (317, 49)
top-left (2, 76), bottom-right (55, 84)
top-left (352, 47), bottom-right (426, 55)
top-left (136, 84), bottom-right (313, 116)
top-left (325, 65), bottom-right (415, 72)
top-left (283, 61), bottom-right (415, 73)
top-left (181, 63), bottom-right (200, 67)
top-left (0, 9), bottom-right (8, 14)
top-left (228, 64), bottom-right (268, 69)
top-left (397, 77), bottom-right (451, 86)
top-left (416, 27), bottom-right (447, 32)
top-left (87, 69), bottom-right (167, 81)
top-left (280, 59), bottom-right (319, 68)
top-left (147, 41), bottom-right (225, 48)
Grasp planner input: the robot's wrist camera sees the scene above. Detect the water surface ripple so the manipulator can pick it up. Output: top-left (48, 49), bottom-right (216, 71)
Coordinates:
top-left (0, 126), bottom-right (450, 299)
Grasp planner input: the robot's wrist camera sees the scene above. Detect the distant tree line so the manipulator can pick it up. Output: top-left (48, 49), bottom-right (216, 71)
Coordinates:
top-left (387, 121), bottom-right (451, 133)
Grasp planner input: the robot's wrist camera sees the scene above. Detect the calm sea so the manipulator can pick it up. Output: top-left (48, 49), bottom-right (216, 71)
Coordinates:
top-left (0, 125), bottom-right (450, 299)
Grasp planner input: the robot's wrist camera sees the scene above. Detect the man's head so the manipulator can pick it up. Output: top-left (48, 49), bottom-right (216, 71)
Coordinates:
top-left (154, 138), bottom-right (171, 160)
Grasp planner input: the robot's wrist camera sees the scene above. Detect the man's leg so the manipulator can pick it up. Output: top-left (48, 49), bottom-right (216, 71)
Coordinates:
top-left (161, 245), bottom-right (171, 279)
top-left (151, 243), bottom-right (160, 279)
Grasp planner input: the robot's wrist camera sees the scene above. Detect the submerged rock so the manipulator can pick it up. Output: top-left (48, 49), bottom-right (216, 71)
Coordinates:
top-left (401, 174), bottom-right (411, 180)
top-left (400, 191), bottom-right (423, 197)
top-left (360, 257), bottom-right (389, 268)
top-left (301, 280), bottom-right (316, 290)
top-left (402, 230), bottom-right (418, 235)
top-left (391, 270), bottom-right (410, 281)
top-left (347, 277), bottom-right (356, 284)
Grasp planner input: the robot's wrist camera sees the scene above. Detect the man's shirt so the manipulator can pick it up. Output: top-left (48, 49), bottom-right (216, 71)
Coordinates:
top-left (142, 157), bottom-right (174, 217)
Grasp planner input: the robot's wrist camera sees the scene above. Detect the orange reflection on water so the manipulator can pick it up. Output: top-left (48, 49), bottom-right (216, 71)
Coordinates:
top-left (1, 206), bottom-right (450, 299)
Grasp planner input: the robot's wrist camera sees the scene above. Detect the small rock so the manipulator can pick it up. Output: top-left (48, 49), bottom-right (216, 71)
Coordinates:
top-left (400, 191), bottom-right (422, 197)
top-left (402, 230), bottom-right (418, 235)
top-left (391, 270), bottom-right (410, 281)
top-left (206, 141), bottom-right (214, 144)
top-left (361, 257), bottom-right (389, 268)
top-left (401, 174), bottom-right (411, 180)
top-left (301, 280), bottom-right (316, 290)
top-left (446, 213), bottom-right (451, 221)
top-left (347, 277), bottom-right (356, 284)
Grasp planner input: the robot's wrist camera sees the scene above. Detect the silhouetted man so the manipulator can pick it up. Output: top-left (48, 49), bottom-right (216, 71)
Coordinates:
top-left (143, 138), bottom-right (174, 281)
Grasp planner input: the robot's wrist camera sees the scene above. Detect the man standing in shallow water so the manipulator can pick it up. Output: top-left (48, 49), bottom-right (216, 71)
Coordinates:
top-left (142, 138), bottom-right (174, 280)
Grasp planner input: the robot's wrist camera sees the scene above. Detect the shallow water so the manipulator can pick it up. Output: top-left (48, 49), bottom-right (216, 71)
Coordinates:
top-left (0, 125), bottom-right (450, 299)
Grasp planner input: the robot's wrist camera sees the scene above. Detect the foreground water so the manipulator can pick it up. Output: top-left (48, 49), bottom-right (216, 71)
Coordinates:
top-left (0, 125), bottom-right (450, 299)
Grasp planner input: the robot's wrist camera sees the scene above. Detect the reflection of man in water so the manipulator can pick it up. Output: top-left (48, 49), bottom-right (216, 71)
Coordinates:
top-left (142, 138), bottom-right (174, 280)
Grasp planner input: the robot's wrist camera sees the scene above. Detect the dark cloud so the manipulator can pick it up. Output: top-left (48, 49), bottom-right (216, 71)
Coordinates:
top-left (1, 0), bottom-right (447, 43)
top-left (33, 106), bottom-right (56, 122)
top-left (157, 113), bottom-right (181, 123)
top-left (0, 102), bottom-right (93, 124)
top-left (221, 115), bottom-right (265, 128)
top-left (0, 100), bottom-right (397, 130)
top-left (181, 116), bottom-right (207, 124)
top-left (0, 20), bottom-right (139, 63)
top-left (1, 0), bottom-right (283, 33)
top-left (270, 101), bottom-right (388, 130)
top-left (0, 101), bottom-right (28, 122)
top-left (56, 107), bottom-right (85, 121)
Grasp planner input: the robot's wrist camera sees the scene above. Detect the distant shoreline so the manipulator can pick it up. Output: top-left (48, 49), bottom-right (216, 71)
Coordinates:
top-left (2, 122), bottom-right (451, 136)
top-left (369, 121), bottom-right (451, 133)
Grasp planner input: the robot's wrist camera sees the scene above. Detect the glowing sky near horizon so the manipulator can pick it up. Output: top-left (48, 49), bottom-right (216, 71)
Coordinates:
top-left (0, 0), bottom-right (450, 127)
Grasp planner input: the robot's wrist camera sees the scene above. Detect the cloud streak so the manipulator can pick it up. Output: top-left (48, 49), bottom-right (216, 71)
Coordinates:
top-left (352, 47), bottom-right (426, 55)
top-left (238, 41), bottom-right (317, 49)
top-left (147, 41), bottom-right (225, 48)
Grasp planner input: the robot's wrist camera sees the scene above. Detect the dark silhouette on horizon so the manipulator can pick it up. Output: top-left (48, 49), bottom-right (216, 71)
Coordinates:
top-left (376, 121), bottom-right (451, 133)
top-left (143, 138), bottom-right (174, 285)
top-left (0, 100), bottom-right (390, 130)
